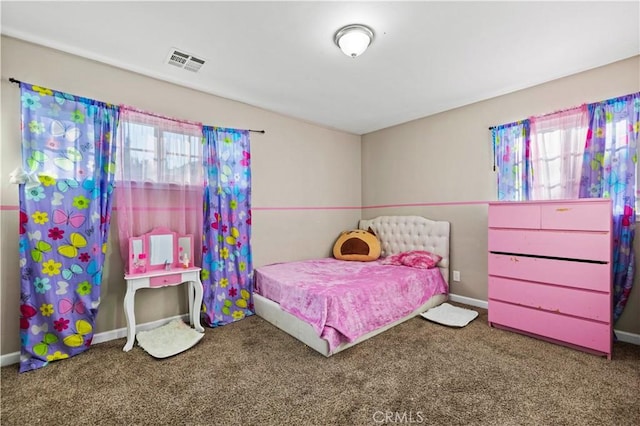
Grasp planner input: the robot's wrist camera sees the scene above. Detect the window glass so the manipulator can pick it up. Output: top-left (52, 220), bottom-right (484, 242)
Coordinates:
top-left (117, 122), bottom-right (202, 186)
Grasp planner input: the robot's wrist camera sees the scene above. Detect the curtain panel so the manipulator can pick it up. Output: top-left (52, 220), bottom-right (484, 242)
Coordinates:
top-left (201, 126), bottom-right (253, 326)
top-left (579, 93), bottom-right (640, 322)
top-left (492, 120), bottom-right (531, 201)
top-left (115, 107), bottom-right (204, 270)
top-left (17, 83), bottom-right (119, 372)
top-left (530, 106), bottom-right (588, 200)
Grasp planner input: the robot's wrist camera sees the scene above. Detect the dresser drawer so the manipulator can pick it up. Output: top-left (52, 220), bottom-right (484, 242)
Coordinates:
top-left (540, 201), bottom-right (611, 231)
top-left (488, 204), bottom-right (540, 229)
top-left (149, 273), bottom-right (182, 287)
top-left (488, 229), bottom-right (611, 262)
top-left (488, 253), bottom-right (611, 292)
top-left (488, 300), bottom-right (611, 354)
top-left (489, 277), bottom-right (611, 322)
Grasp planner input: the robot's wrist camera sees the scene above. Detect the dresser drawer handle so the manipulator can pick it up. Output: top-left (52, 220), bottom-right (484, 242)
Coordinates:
top-left (556, 208), bottom-right (570, 212)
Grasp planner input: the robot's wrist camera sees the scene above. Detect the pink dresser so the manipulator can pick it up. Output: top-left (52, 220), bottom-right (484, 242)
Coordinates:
top-left (488, 199), bottom-right (612, 359)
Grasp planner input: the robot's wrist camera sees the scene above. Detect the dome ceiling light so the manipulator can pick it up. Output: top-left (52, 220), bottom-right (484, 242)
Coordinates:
top-left (334, 24), bottom-right (374, 58)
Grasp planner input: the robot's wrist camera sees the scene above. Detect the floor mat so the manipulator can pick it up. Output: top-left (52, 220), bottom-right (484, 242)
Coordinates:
top-left (136, 319), bottom-right (204, 358)
top-left (420, 302), bottom-right (479, 327)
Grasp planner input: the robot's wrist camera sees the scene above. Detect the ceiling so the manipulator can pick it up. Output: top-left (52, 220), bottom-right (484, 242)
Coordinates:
top-left (2, 1), bottom-right (639, 135)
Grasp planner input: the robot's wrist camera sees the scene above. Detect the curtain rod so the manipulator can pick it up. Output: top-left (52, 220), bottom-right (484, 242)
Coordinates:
top-left (488, 103), bottom-right (593, 130)
top-left (8, 77), bottom-right (266, 134)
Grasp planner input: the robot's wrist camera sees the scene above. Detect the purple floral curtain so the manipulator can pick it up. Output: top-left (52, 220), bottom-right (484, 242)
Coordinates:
top-left (579, 93), bottom-right (639, 322)
top-left (201, 126), bottom-right (253, 326)
top-left (492, 120), bottom-right (531, 201)
top-left (17, 83), bottom-right (118, 372)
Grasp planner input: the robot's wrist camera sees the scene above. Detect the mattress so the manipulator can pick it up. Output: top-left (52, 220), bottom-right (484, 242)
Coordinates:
top-left (254, 258), bottom-right (448, 351)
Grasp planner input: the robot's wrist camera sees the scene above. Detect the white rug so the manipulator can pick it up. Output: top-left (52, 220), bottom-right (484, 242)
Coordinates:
top-left (420, 303), bottom-right (479, 328)
top-left (136, 319), bottom-right (204, 359)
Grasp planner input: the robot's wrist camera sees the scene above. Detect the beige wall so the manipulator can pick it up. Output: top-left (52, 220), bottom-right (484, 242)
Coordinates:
top-left (0, 36), bottom-right (361, 355)
top-left (362, 55), bottom-right (640, 335)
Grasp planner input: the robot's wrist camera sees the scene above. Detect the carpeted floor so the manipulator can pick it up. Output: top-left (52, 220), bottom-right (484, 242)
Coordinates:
top-left (2, 306), bottom-right (639, 425)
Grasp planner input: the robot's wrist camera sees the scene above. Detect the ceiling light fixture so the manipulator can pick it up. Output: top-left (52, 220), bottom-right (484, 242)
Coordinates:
top-left (334, 24), bottom-right (374, 58)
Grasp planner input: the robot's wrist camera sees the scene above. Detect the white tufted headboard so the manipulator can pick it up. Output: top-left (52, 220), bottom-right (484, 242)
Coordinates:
top-left (358, 215), bottom-right (450, 284)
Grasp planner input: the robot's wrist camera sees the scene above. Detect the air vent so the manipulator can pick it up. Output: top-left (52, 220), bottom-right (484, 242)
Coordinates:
top-left (166, 48), bottom-right (206, 72)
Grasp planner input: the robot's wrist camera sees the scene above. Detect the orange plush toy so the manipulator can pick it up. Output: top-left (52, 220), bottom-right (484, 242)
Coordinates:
top-left (332, 228), bottom-right (381, 261)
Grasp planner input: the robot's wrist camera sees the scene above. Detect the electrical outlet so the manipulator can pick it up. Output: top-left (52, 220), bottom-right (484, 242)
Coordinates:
top-left (452, 270), bottom-right (461, 282)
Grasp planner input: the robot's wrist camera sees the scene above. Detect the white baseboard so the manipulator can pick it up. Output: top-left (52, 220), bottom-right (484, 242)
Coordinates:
top-left (615, 330), bottom-right (640, 345)
top-left (448, 293), bottom-right (488, 309)
top-left (0, 352), bottom-right (20, 368)
top-left (1, 314), bottom-right (189, 367)
top-left (448, 293), bottom-right (639, 346)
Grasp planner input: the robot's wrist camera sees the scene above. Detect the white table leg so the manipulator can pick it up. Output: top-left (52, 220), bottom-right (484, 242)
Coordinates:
top-left (188, 280), bottom-right (195, 327)
top-left (192, 278), bottom-right (204, 333)
top-left (123, 284), bottom-right (137, 352)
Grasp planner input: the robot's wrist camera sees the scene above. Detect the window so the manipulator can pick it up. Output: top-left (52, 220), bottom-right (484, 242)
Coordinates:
top-left (114, 107), bottom-right (204, 271)
top-left (119, 121), bottom-right (202, 187)
top-left (529, 107), bottom-right (587, 200)
top-left (496, 101), bottom-right (637, 216)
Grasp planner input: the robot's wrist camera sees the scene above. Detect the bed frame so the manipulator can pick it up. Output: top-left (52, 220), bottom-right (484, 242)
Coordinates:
top-left (253, 215), bottom-right (450, 356)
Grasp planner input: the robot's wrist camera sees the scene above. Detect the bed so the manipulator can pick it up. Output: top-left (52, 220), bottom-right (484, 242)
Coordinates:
top-left (253, 215), bottom-right (450, 356)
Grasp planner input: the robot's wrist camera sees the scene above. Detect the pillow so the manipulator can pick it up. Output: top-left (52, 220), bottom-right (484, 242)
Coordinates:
top-left (333, 228), bottom-right (381, 262)
top-left (380, 250), bottom-right (442, 269)
top-left (379, 253), bottom-right (404, 266)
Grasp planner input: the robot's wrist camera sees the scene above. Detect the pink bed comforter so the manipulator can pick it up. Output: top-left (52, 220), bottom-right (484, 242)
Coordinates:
top-left (254, 258), bottom-right (448, 352)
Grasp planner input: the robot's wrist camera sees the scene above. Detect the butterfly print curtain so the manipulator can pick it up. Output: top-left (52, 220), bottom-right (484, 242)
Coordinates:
top-left (492, 120), bottom-right (531, 201)
top-left (201, 127), bottom-right (253, 326)
top-left (579, 93), bottom-right (639, 322)
top-left (18, 83), bottom-right (118, 372)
